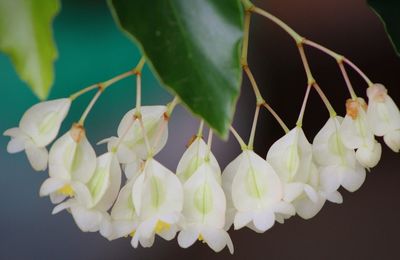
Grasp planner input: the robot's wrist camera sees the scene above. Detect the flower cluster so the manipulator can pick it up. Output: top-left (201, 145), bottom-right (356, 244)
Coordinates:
top-left (4, 81), bottom-right (399, 254)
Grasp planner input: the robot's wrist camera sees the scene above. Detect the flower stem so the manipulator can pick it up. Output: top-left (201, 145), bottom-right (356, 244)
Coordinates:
top-left (243, 66), bottom-right (265, 105)
top-left (248, 105), bottom-right (260, 149)
top-left (297, 43), bottom-right (315, 85)
top-left (303, 39), bottom-right (373, 87)
top-left (251, 6), bottom-right (303, 44)
top-left (262, 103), bottom-right (290, 133)
top-left (313, 82), bottom-right (336, 117)
top-left (338, 61), bottom-right (358, 100)
top-left (230, 126), bottom-right (248, 150)
top-left (151, 96), bottom-right (179, 152)
top-left (296, 84), bottom-right (312, 127)
top-left (197, 120), bottom-right (204, 137)
top-left (69, 56), bottom-right (146, 101)
top-left (206, 129), bottom-right (213, 160)
top-left (135, 73), bottom-right (142, 117)
top-left (78, 90), bottom-right (102, 125)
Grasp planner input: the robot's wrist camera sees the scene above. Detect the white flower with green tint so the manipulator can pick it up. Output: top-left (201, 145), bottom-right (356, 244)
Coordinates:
top-left (267, 127), bottom-right (318, 204)
top-left (100, 106), bottom-right (168, 164)
top-left (176, 137), bottom-right (220, 183)
top-left (223, 150), bottom-right (294, 233)
top-left (106, 166), bottom-right (142, 241)
top-left (130, 158), bottom-right (183, 248)
top-left (178, 162), bottom-right (233, 254)
top-left (52, 152), bottom-right (122, 234)
top-left (314, 117), bottom-right (366, 194)
top-left (340, 98), bottom-right (381, 168)
top-left (40, 124), bottom-right (97, 204)
top-left (4, 98), bottom-right (71, 171)
top-left (366, 84), bottom-right (400, 152)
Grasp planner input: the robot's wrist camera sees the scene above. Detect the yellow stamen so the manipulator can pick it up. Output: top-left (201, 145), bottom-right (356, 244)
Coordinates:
top-left (154, 220), bottom-right (170, 234)
top-left (57, 184), bottom-right (74, 196)
top-left (129, 230), bottom-right (136, 237)
top-left (198, 234), bottom-right (206, 243)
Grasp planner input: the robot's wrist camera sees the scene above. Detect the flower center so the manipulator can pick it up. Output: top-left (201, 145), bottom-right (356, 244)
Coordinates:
top-left (57, 184), bottom-right (74, 196)
top-left (154, 220), bottom-right (170, 234)
top-left (198, 234), bottom-right (206, 243)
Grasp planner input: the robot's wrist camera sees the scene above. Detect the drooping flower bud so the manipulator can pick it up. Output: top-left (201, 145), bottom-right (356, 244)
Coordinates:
top-left (222, 150), bottom-right (294, 233)
top-left (341, 98), bottom-right (381, 167)
top-left (4, 98), bottom-right (71, 171)
top-left (367, 84), bottom-right (400, 152)
top-left (130, 158), bottom-right (183, 248)
top-left (100, 106), bottom-right (168, 164)
top-left (178, 163), bottom-right (233, 254)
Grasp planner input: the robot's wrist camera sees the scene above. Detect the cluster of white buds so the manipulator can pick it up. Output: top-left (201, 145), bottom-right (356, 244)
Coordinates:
top-left (4, 83), bottom-right (398, 254)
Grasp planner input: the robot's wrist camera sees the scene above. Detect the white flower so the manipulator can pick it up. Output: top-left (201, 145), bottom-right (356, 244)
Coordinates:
top-left (39, 124), bottom-right (97, 204)
top-left (266, 127), bottom-right (318, 203)
top-left (130, 158), bottom-right (183, 248)
top-left (313, 116), bottom-right (367, 193)
top-left (178, 163), bottom-right (233, 254)
top-left (52, 152), bottom-right (122, 234)
top-left (4, 98), bottom-right (71, 171)
top-left (100, 106), bottom-right (168, 164)
top-left (176, 137), bottom-right (220, 183)
top-left (222, 150), bottom-right (294, 233)
top-left (340, 98), bottom-right (381, 168)
top-left (366, 84), bottom-right (400, 152)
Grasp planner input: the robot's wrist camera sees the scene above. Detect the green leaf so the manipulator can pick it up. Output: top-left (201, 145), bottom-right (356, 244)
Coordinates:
top-left (0, 0), bottom-right (60, 99)
top-left (368, 0), bottom-right (400, 55)
top-left (108, 0), bottom-right (244, 137)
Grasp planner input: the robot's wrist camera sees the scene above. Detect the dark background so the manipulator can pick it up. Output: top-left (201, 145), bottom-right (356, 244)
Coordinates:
top-left (1, 0), bottom-right (399, 259)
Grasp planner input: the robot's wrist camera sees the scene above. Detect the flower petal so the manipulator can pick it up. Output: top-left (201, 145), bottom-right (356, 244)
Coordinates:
top-left (177, 226), bottom-right (199, 248)
top-left (25, 144), bottom-right (48, 171)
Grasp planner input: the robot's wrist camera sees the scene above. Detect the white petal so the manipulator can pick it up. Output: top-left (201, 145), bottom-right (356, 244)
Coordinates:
top-left (293, 194), bottom-right (325, 220)
top-left (52, 199), bottom-right (78, 214)
top-left (182, 163), bottom-right (226, 228)
top-left (25, 144), bottom-right (48, 171)
top-left (177, 137), bottom-right (221, 183)
top-left (6, 137), bottom-right (26, 153)
top-left (111, 220), bottom-right (137, 239)
top-left (70, 206), bottom-right (104, 232)
top-left (39, 178), bottom-right (67, 197)
top-left (273, 201), bottom-right (296, 216)
top-left (157, 224), bottom-right (178, 241)
top-left (253, 210), bottom-right (275, 232)
top-left (95, 155), bottom-right (121, 211)
top-left (48, 130), bottom-right (96, 182)
top-left (201, 226), bottom-right (234, 254)
top-left (124, 160), bottom-right (142, 180)
top-left (233, 211), bottom-right (253, 230)
top-left (384, 130), bottom-right (400, 153)
top-left (319, 165), bottom-right (342, 193)
top-left (304, 184), bottom-right (319, 203)
top-left (283, 183), bottom-right (304, 202)
top-left (341, 163), bottom-right (366, 192)
top-left (177, 226), bottom-right (199, 248)
top-left (232, 151), bottom-right (282, 212)
top-left (20, 98), bottom-right (71, 147)
top-left (355, 141), bottom-right (381, 168)
top-left (324, 191), bottom-right (343, 204)
top-left (111, 178), bottom-right (136, 221)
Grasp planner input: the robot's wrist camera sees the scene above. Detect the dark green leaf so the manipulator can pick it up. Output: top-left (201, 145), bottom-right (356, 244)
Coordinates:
top-left (109, 0), bottom-right (244, 137)
top-left (368, 0), bottom-right (400, 55)
top-left (0, 0), bottom-right (60, 99)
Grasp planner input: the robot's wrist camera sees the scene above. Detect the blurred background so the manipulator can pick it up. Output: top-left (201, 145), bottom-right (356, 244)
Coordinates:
top-left (1, 0), bottom-right (399, 259)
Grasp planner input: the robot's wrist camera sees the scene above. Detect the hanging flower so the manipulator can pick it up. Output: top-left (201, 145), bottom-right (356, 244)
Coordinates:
top-left (39, 124), bottom-right (97, 204)
top-left (266, 127), bottom-right (318, 204)
top-left (366, 84), bottom-right (400, 152)
top-left (313, 116), bottom-right (367, 193)
top-left (130, 158), bottom-right (183, 248)
top-left (4, 98), bottom-right (71, 171)
top-left (178, 163), bottom-right (233, 253)
top-left (52, 152), bottom-right (122, 234)
top-left (100, 106), bottom-right (168, 164)
top-left (222, 150), bottom-right (294, 233)
top-left (340, 98), bottom-right (382, 168)
top-left (176, 137), bottom-right (220, 183)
